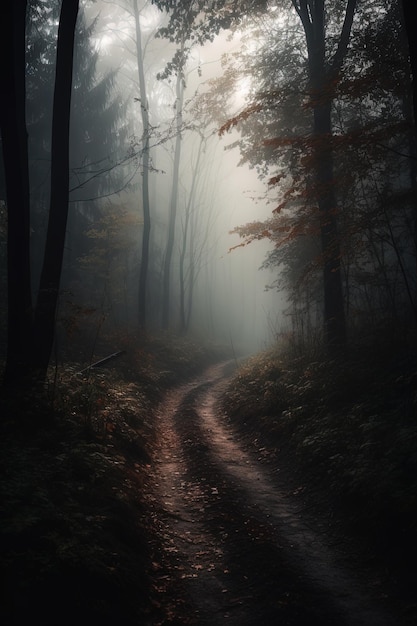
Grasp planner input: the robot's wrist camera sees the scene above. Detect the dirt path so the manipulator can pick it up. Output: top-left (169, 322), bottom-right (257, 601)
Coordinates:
top-left (146, 361), bottom-right (402, 625)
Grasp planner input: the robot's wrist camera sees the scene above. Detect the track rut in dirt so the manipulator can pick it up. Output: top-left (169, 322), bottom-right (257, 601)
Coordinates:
top-left (146, 361), bottom-right (403, 626)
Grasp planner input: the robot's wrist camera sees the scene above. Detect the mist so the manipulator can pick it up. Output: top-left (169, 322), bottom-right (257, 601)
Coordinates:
top-left (2, 3), bottom-right (417, 624)
top-left (1, 0), bottom-right (416, 368)
top-left (86, 0), bottom-right (287, 354)
top-left (16, 0), bottom-right (288, 362)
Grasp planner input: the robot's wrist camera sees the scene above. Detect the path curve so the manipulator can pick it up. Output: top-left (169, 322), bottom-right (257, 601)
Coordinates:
top-left (146, 361), bottom-right (401, 625)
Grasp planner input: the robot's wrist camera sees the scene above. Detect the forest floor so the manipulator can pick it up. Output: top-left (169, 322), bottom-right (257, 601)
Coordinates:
top-left (1, 336), bottom-right (416, 625)
top-left (144, 359), bottom-right (416, 626)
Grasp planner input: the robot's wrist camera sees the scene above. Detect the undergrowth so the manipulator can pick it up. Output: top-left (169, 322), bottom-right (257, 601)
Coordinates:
top-left (222, 338), bottom-right (417, 581)
top-left (0, 333), bottom-right (225, 626)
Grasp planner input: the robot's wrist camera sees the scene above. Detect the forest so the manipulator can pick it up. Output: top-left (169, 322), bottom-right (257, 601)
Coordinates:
top-left (1, 1), bottom-right (416, 624)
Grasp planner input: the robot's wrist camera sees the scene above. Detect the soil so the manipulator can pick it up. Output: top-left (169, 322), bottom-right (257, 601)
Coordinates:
top-left (144, 360), bottom-right (413, 626)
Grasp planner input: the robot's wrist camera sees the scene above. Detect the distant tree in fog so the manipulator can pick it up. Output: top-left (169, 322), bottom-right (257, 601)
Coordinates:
top-left (401, 0), bottom-right (417, 131)
top-left (155, 0), bottom-right (417, 351)
top-left (26, 5), bottom-right (129, 278)
top-left (153, 0), bottom-right (350, 350)
top-left (133, 0), bottom-right (152, 329)
top-left (152, 0), bottom-right (257, 330)
top-left (160, 37), bottom-right (186, 329)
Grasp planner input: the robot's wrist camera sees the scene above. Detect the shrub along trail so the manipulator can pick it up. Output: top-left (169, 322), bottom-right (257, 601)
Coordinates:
top-left (145, 361), bottom-right (404, 626)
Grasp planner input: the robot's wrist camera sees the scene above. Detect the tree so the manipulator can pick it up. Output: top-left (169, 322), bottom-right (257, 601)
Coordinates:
top-left (399, 0), bottom-right (417, 306)
top-left (178, 133), bottom-right (204, 333)
top-left (153, 0), bottom-right (353, 350)
top-left (292, 0), bottom-right (357, 352)
top-left (161, 37), bottom-right (185, 328)
top-left (0, 1), bottom-right (33, 384)
top-left (25, 7), bottom-right (129, 289)
top-left (215, 2), bottom-right (354, 351)
top-left (401, 0), bottom-right (417, 130)
top-left (133, 0), bottom-right (153, 328)
top-left (225, 1), bottom-right (416, 343)
top-left (32, 0), bottom-right (80, 381)
top-left (177, 86), bottom-right (226, 335)
top-left (152, 0), bottom-right (257, 329)
top-left (152, 0), bottom-right (267, 47)
top-left (1, 0), bottom-right (80, 386)
top-left (89, 0), bottom-right (172, 330)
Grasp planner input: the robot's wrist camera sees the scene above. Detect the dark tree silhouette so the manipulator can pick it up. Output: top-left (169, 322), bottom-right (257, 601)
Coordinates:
top-left (32, 0), bottom-right (80, 381)
top-left (0, 1), bottom-right (33, 385)
top-left (401, 0), bottom-right (417, 130)
top-left (293, 0), bottom-right (357, 352)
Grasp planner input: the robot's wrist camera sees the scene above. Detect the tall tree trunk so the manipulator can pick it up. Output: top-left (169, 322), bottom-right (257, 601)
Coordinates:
top-left (401, 1), bottom-right (417, 130)
top-left (185, 217), bottom-right (196, 332)
top-left (32, 0), bottom-right (79, 380)
top-left (162, 45), bottom-right (184, 329)
top-left (179, 209), bottom-right (189, 333)
top-left (399, 0), bottom-right (417, 310)
top-left (134, 0), bottom-right (151, 329)
top-left (1, 1), bottom-right (33, 386)
top-left (179, 135), bottom-right (204, 333)
top-left (313, 97), bottom-right (347, 351)
top-left (294, 0), bottom-right (357, 353)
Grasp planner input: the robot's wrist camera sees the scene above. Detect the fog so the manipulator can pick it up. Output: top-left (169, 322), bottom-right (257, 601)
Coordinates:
top-left (2, 0), bottom-right (412, 371)
top-left (60, 0), bottom-right (288, 356)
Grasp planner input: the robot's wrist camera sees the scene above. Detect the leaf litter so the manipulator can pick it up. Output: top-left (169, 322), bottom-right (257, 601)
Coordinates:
top-left (144, 361), bottom-right (409, 626)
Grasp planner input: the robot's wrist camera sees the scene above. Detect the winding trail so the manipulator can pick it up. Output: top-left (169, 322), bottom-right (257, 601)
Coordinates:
top-left (146, 361), bottom-right (399, 625)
